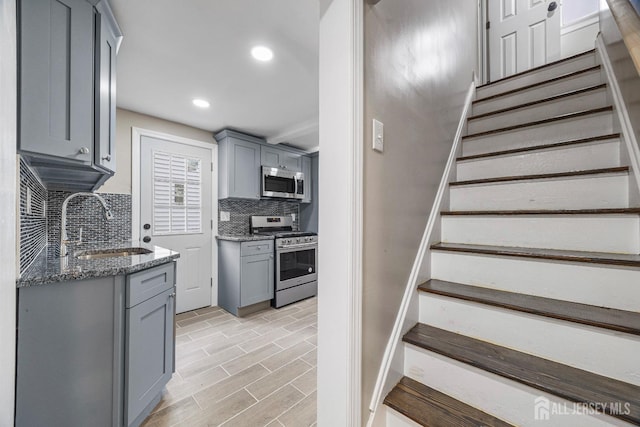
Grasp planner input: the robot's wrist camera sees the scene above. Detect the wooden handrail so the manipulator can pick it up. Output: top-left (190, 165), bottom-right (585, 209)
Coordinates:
top-left (606, 0), bottom-right (640, 76)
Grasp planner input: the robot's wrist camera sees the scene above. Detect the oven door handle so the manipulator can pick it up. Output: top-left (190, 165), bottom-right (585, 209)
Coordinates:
top-left (277, 243), bottom-right (318, 251)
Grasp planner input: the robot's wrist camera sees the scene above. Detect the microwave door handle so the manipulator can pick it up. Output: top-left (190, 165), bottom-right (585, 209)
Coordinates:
top-left (294, 176), bottom-right (298, 196)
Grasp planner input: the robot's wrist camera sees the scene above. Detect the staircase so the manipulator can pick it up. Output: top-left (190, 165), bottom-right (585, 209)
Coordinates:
top-left (382, 49), bottom-right (640, 426)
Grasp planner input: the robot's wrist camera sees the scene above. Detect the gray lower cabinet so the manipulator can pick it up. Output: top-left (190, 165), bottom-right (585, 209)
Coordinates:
top-left (219, 240), bottom-right (274, 315)
top-left (15, 262), bottom-right (176, 427)
top-left (125, 287), bottom-right (175, 427)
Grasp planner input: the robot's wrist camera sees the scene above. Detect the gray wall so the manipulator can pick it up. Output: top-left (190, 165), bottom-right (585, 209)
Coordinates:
top-left (0, 0), bottom-right (17, 423)
top-left (99, 108), bottom-right (216, 195)
top-left (362, 0), bottom-right (478, 415)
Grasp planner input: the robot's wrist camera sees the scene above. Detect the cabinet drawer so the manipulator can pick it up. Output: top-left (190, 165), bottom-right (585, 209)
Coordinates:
top-left (126, 262), bottom-right (175, 308)
top-left (240, 240), bottom-right (273, 257)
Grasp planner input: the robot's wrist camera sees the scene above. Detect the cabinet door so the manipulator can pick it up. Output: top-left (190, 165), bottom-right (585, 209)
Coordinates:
top-left (240, 253), bottom-right (274, 307)
top-left (282, 151), bottom-right (302, 171)
top-left (125, 287), bottom-right (175, 426)
top-left (261, 146), bottom-right (302, 171)
top-left (261, 146), bottom-right (282, 168)
top-left (94, 6), bottom-right (118, 172)
top-left (19, 0), bottom-right (94, 163)
top-left (301, 156), bottom-right (312, 203)
top-left (229, 138), bottom-right (261, 199)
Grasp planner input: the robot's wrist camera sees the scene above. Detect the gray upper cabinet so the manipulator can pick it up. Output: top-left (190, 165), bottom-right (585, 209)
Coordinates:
top-left (301, 155), bottom-right (312, 203)
top-left (18, 0), bottom-right (121, 191)
top-left (216, 130), bottom-right (262, 199)
top-left (20, 0), bottom-right (95, 163)
top-left (261, 146), bottom-right (302, 171)
top-left (94, 1), bottom-right (121, 173)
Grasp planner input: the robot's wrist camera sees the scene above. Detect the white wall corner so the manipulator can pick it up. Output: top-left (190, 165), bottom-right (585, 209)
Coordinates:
top-left (317, 0), bottom-right (363, 425)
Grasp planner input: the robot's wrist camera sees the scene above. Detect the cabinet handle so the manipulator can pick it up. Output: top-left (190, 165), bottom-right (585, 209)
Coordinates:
top-left (79, 147), bottom-right (90, 155)
top-left (102, 155), bottom-right (111, 161)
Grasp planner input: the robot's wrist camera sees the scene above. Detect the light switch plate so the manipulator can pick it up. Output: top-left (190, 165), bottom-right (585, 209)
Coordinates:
top-left (220, 211), bottom-right (230, 222)
top-left (373, 119), bottom-right (384, 152)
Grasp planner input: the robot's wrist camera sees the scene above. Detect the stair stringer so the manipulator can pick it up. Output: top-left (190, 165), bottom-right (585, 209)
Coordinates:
top-left (365, 80), bottom-right (476, 427)
top-left (597, 35), bottom-right (640, 209)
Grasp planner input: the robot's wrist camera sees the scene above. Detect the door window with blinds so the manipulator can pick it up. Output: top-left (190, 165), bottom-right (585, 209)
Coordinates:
top-left (153, 151), bottom-right (202, 234)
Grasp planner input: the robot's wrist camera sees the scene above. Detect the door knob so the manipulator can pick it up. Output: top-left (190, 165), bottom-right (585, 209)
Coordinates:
top-left (143, 223), bottom-right (151, 230)
top-left (143, 236), bottom-right (151, 243)
top-left (548, 1), bottom-right (557, 12)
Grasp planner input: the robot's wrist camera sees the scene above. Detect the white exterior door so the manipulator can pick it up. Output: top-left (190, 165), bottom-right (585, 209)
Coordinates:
top-left (488, 0), bottom-right (561, 81)
top-left (139, 135), bottom-right (213, 313)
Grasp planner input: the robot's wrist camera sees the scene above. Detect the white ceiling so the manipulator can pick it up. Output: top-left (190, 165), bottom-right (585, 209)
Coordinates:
top-left (110, 0), bottom-right (319, 150)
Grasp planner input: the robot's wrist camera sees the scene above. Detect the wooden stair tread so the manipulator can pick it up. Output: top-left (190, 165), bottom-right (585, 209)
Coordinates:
top-left (384, 376), bottom-right (514, 427)
top-left (418, 279), bottom-right (640, 335)
top-left (450, 167), bottom-right (628, 187)
top-left (430, 242), bottom-right (640, 268)
top-left (468, 84), bottom-right (607, 121)
top-left (474, 65), bottom-right (602, 104)
top-left (462, 107), bottom-right (613, 140)
top-left (403, 323), bottom-right (640, 425)
top-left (477, 49), bottom-right (595, 89)
top-left (457, 134), bottom-right (621, 162)
top-left (441, 207), bottom-right (640, 216)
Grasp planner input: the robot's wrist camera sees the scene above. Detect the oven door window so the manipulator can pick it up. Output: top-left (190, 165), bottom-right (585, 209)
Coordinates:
top-left (279, 249), bottom-right (316, 281)
top-left (264, 175), bottom-right (295, 194)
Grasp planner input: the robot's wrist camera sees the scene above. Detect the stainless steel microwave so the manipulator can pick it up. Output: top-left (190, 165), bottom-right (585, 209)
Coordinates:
top-left (261, 166), bottom-right (305, 199)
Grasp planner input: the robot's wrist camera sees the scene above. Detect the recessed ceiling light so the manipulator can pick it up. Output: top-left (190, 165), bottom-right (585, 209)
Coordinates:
top-left (251, 46), bottom-right (274, 62)
top-left (192, 98), bottom-right (210, 108)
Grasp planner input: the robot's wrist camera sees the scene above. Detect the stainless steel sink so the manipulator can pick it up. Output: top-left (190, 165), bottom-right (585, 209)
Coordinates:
top-left (74, 247), bottom-right (152, 260)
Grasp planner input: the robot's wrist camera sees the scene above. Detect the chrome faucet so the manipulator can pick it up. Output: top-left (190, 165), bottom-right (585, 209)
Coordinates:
top-left (60, 192), bottom-right (114, 257)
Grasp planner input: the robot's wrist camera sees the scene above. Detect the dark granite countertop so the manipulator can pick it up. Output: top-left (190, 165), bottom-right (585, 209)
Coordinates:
top-left (216, 235), bottom-right (275, 242)
top-left (17, 241), bottom-right (180, 288)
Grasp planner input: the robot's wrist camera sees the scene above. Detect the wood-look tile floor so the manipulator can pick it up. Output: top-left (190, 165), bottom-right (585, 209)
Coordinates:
top-left (142, 297), bottom-right (317, 427)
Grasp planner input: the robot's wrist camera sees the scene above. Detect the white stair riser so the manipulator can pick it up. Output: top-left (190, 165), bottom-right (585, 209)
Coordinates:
top-left (431, 251), bottom-right (640, 311)
top-left (419, 293), bottom-right (640, 386)
top-left (449, 174), bottom-right (629, 211)
top-left (462, 112), bottom-right (613, 157)
top-left (457, 140), bottom-right (621, 181)
top-left (467, 89), bottom-right (608, 134)
top-left (473, 69), bottom-right (603, 115)
top-left (404, 346), bottom-right (633, 427)
top-left (476, 54), bottom-right (597, 99)
top-left (441, 215), bottom-right (640, 253)
top-left (385, 408), bottom-right (421, 427)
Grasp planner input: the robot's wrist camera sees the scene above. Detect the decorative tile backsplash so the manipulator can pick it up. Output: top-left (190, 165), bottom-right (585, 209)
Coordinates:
top-left (19, 159), bottom-right (47, 273)
top-left (47, 191), bottom-right (132, 254)
top-left (218, 199), bottom-right (300, 235)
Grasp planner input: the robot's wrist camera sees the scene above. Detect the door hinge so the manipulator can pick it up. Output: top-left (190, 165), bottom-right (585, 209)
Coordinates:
top-left (211, 219), bottom-right (213, 229)
top-left (486, 21), bottom-right (490, 30)
top-left (211, 162), bottom-right (214, 172)
top-left (210, 277), bottom-right (213, 287)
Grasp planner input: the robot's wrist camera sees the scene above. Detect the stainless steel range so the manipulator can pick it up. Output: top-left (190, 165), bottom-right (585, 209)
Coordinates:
top-left (251, 216), bottom-right (317, 308)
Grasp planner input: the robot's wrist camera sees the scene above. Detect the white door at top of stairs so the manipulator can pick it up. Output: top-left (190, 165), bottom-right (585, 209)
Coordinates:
top-left (488, 0), bottom-right (561, 82)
